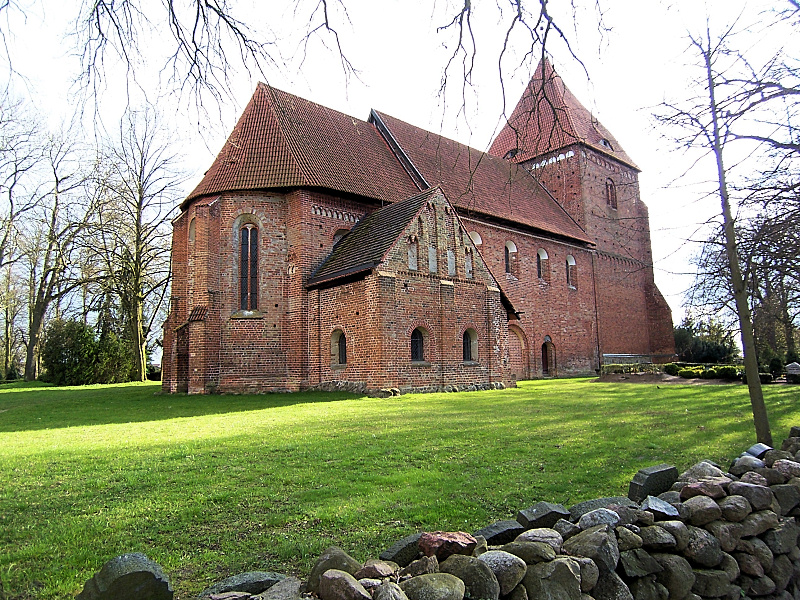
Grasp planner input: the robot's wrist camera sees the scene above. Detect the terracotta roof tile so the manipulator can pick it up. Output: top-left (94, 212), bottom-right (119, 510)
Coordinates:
top-left (372, 111), bottom-right (592, 244)
top-left (307, 188), bottom-right (437, 287)
top-left (185, 84), bottom-right (419, 207)
top-left (489, 58), bottom-right (638, 170)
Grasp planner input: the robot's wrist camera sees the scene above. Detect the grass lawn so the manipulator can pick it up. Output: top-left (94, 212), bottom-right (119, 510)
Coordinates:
top-left (1, 378), bottom-right (799, 599)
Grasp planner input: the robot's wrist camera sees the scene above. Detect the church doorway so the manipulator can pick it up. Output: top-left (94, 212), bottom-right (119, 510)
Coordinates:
top-left (508, 325), bottom-right (529, 381)
top-left (541, 336), bottom-right (556, 376)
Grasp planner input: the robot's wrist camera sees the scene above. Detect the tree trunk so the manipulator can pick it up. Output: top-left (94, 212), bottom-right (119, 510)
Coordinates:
top-left (24, 306), bottom-right (44, 381)
top-left (704, 41), bottom-right (772, 445)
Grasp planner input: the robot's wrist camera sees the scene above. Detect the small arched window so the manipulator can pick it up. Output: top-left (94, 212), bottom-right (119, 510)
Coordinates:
top-left (505, 241), bottom-right (517, 275)
top-left (469, 231), bottom-right (482, 246)
top-left (240, 224), bottom-right (258, 310)
top-left (462, 329), bottom-right (478, 362)
top-left (605, 179), bottom-right (618, 210)
top-left (408, 236), bottom-right (419, 271)
top-left (537, 248), bottom-right (549, 281)
top-left (411, 328), bottom-right (425, 362)
top-left (566, 255), bottom-right (577, 288)
top-left (188, 217), bottom-right (196, 244)
top-left (331, 329), bottom-right (347, 366)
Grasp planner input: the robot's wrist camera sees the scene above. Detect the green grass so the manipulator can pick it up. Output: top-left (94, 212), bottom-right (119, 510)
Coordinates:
top-left (1, 379), bottom-right (799, 599)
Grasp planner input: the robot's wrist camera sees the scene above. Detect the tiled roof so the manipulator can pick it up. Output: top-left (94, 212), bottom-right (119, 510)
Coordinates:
top-left (372, 111), bottom-right (593, 244)
top-left (184, 84), bottom-right (419, 207)
top-left (307, 188), bottom-right (438, 287)
top-left (489, 58), bottom-right (638, 170)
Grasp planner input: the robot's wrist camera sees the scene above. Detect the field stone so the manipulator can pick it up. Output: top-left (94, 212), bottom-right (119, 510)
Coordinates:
top-left (400, 556), bottom-right (439, 577)
top-left (517, 502), bottom-right (571, 529)
top-left (734, 552), bottom-right (765, 577)
top-left (762, 518), bottom-right (799, 554)
top-left (754, 468), bottom-right (787, 485)
top-left (627, 576), bottom-right (668, 600)
top-left (572, 557), bottom-right (599, 593)
top-left (252, 577), bottom-right (302, 600)
top-left (472, 537), bottom-right (488, 557)
top-left (704, 521), bottom-right (743, 553)
top-left (355, 559), bottom-right (397, 580)
top-left (616, 526), bottom-right (643, 551)
top-left (477, 551), bottom-right (526, 596)
top-left (420, 532), bottom-right (478, 562)
top-left (740, 472), bottom-right (769, 486)
top-left (439, 554), bottom-right (500, 600)
top-left (681, 496), bottom-right (722, 526)
top-left (652, 553), bottom-right (695, 600)
top-left (76, 553), bottom-right (173, 600)
top-left (500, 541), bottom-right (556, 565)
top-left (737, 538), bottom-right (774, 572)
top-left (628, 464), bottom-right (679, 503)
top-left (579, 508), bottom-right (620, 530)
top-left (740, 574), bottom-right (776, 597)
top-left (730, 456), bottom-right (766, 476)
top-left (562, 525), bottom-right (620, 571)
top-left (399, 573), bottom-right (465, 600)
top-left (763, 450), bottom-right (793, 467)
top-left (308, 548), bottom-right (361, 594)
top-left (768, 554), bottom-right (793, 592)
top-left (690, 570), bottom-right (730, 597)
top-left (773, 460), bottom-right (800, 479)
top-left (683, 526), bottom-right (723, 568)
top-left (515, 528), bottom-right (563, 553)
top-left (728, 482), bottom-right (774, 511)
top-left (373, 582), bottom-right (410, 600)
top-left (640, 496), bottom-right (679, 520)
top-left (381, 533), bottom-right (423, 567)
top-left (680, 481), bottom-right (726, 500)
top-left (679, 462), bottom-right (726, 483)
top-left (638, 526), bottom-right (677, 551)
top-left (771, 485), bottom-right (800, 516)
top-left (554, 519), bottom-right (582, 541)
top-left (718, 495), bottom-right (752, 522)
top-left (522, 557), bottom-right (582, 600)
top-left (741, 511), bottom-right (780, 537)
top-left (718, 552), bottom-right (739, 582)
top-left (474, 521), bottom-right (526, 545)
top-left (318, 570), bottom-right (371, 600)
top-left (619, 549), bottom-right (663, 578)
top-left (569, 498), bottom-right (636, 522)
top-left (657, 521), bottom-right (689, 552)
top-left (592, 568), bottom-right (633, 600)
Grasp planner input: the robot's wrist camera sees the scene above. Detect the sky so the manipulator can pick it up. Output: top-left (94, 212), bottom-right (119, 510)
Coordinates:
top-left (2, 0), bottom-right (790, 325)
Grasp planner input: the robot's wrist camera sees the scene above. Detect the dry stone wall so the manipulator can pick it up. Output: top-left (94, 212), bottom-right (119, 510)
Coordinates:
top-left (78, 428), bottom-right (800, 600)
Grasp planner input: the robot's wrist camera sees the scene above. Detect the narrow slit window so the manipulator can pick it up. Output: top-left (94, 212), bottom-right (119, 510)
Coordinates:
top-left (240, 225), bottom-right (258, 310)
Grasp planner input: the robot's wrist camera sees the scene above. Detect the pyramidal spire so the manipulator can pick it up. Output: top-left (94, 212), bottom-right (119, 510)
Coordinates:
top-left (489, 58), bottom-right (637, 169)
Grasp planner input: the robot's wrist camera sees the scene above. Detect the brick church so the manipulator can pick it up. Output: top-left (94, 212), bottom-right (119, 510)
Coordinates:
top-left (161, 59), bottom-right (675, 394)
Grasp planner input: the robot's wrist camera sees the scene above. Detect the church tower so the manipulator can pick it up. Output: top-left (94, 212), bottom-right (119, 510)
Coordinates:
top-left (490, 58), bottom-right (675, 360)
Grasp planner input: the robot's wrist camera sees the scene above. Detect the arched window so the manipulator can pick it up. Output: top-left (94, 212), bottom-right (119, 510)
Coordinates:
top-left (331, 329), bottom-right (347, 366)
top-left (240, 224), bottom-right (258, 310)
top-left (505, 241), bottom-right (517, 275)
top-left (537, 248), bottom-right (549, 281)
top-left (411, 328), bottom-right (425, 362)
top-left (566, 255), bottom-right (577, 288)
top-left (462, 329), bottom-right (478, 362)
top-left (469, 231), bottom-right (482, 246)
top-left (188, 217), bottom-right (196, 244)
top-left (605, 179), bottom-right (617, 210)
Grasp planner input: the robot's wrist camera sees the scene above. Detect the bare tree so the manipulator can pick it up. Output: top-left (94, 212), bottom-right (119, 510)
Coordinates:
top-left (657, 21), bottom-right (773, 444)
top-left (92, 107), bottom-right (183, 381)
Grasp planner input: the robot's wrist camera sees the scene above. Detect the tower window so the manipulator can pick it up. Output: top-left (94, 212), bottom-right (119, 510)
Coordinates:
top-left (537, 248), bottom-right (549, 281)
top-left (605, 179), bottom-right (618, 210)
top-left (566, 255), bottom-right (577, 289)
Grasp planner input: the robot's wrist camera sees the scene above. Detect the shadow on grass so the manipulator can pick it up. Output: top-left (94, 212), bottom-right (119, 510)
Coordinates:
top-left (0, 380), bottom-right (363, 433)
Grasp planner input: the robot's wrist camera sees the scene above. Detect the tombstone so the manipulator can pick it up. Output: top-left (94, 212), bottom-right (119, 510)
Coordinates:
top-left (76, 553), bottom-right (173, 600)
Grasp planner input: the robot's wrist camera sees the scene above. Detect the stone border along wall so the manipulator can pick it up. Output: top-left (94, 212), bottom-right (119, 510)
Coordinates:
top-left (77, 428), bottom-right (800, 600)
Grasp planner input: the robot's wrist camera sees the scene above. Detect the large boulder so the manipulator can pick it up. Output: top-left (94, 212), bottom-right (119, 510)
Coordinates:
top-left (382, 533), bottom-right (424, 567)
top-left (718, 495), bottom-right (752, 523)
top-left (570, 498), bottom-right (636, 522)
top-left (592, 569), bottom-right (633, 600)
top-left (763, 518), bottom-right (799, 555)
top-left (517, 502), bottom-right (571, 529)
top-left (318, 570), bottom-right (371, 600)
top-left (690, 570), bottom-right (730, 598)
top-left (253, 577), bottom-right (302, 600)
top-left (652, 554), bottom-right (695, 600)
top-left (683, 526), bottom-right (723, 568)
top-left (515, 529), bottom-right (563, 553)
top-left (500, 541), bottom-right (556, 565)
top-left (420, 532), bottom-right (478, 562)
top-left (628, 465), bottom-right (679, 503)
top-left (474, 521), bottom-right (527, 545)
top-left (440, 554), bottom-right (500, 600)
top-left (619, 549), bottom-right (663, 578)
top-left (728, 482), bottom-right (774, 511)
top-left (681, 496), bottom-right (722, 526)
top-left (373, 582), bottom-right (410, 600)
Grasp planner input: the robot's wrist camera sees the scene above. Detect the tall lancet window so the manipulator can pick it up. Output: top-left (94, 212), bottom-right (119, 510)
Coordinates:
top-left (240, 225), bottom-right (259, 310)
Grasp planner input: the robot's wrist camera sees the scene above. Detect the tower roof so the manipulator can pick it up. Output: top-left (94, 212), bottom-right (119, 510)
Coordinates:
top-left (489, 58), bottom-right (638, 170)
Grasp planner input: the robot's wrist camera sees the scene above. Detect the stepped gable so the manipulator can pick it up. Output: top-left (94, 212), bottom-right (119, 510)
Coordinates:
top-left (371, 110), bottom-right (592, 245)
top-left (307, 187), bottom-right (438, 288)
top-left (489, 58), bottom-right (637, 170)
top-left (184, 83), bottom-right (418, 208)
